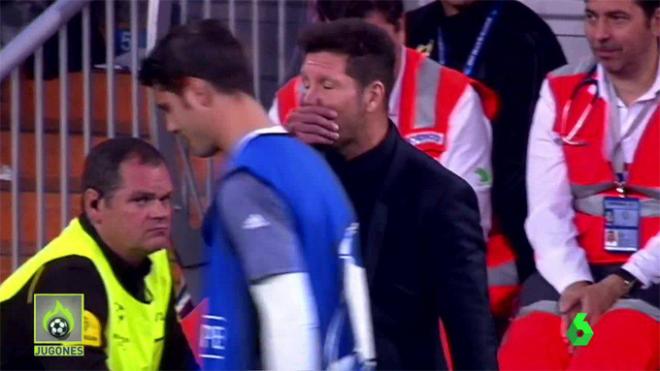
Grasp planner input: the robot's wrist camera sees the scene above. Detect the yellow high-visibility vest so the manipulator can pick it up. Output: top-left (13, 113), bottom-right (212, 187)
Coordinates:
top-left (0, 218), bottom-right (171, 371)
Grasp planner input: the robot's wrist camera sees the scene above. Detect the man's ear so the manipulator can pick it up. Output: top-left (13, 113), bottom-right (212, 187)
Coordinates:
top-left (652, 7), bottom-right (660, 37)
top-left (363, 81), bottom-right (386, 113)
top-left (83, 188), bottom-right (103, 223)
top-left (182, 77), bottom-right (214, 109)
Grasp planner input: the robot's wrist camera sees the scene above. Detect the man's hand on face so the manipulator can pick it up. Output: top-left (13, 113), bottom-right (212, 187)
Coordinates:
top-left (285, 106), bottom-right (339, 145)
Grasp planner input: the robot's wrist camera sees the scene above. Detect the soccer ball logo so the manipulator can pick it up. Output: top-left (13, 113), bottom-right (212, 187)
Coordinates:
top-left (48, 317), bottom-right (70, 339)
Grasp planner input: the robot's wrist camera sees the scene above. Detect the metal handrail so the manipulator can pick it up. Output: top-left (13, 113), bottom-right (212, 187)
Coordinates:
top-left (0, 0), bottom-right (92, 81)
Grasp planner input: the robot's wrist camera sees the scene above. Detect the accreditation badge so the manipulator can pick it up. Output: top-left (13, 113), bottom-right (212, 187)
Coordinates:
top-left (603, 197), bottom-right (640, 252)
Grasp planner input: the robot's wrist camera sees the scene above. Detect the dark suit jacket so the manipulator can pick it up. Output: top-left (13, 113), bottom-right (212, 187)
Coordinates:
top-left (329, 128), bottom-right (498, 370)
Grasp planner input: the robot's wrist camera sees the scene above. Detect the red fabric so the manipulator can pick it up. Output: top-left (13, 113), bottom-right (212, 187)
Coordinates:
top-left (487, 221), bottom-right (520, 318)
top-left (629, 108), bottom-right (660, 187)
top-left (569, 309), bottom-right (660, 370)
top-left (276, 77), bottom-right (300, 125)
top-left (397, 49), bottom-right (468, 164)
top-left (439, 320), bottom-right (454, 371)
top-left (398, 48), bottom-right (425, 133)
top-left (469, 78), bottom-right (500, 121)
top-left (180, 298), bottom-right (209, 365)
top-left (428, 66), bottom-right (467, 157)
top-left (487, 222), bottom-right (517, 268)
top-left (548, 73), bottom-right (660, 264)
top-left (499, 312), bottom-right (571, 370)
top-left (489, 285), bottom-right (521, 319)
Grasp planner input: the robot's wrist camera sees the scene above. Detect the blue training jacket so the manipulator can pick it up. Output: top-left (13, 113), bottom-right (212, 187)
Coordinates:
top-left (199, 133), bottom-right (365, 369)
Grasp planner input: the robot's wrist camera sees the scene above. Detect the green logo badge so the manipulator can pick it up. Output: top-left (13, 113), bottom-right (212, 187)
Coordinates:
top-left (567, 312), bottom-right (594, 346)
top-left (476, 168), bottom-right (493, 185)
top-left (43, 300), bottom-right (76, 339)
top-left (34, 294), bottom-right (84, 357)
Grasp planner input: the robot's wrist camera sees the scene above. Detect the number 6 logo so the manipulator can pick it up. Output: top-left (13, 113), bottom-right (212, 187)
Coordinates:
top-left (567, 312), bottom-right (594, 346)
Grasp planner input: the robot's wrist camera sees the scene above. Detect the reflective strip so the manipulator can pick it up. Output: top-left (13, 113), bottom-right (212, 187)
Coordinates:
top-left (571, 183), bottom-right (660, 200)
top-left (574, 194), bottom-right (660, 217)
top-left (550, 57), bottom-right (597, 78)
top-left (611, 299), bottom-right (660, 321)
top-left (412, 57), bottom-right (440, 130)
top-left (516, 300), bottom-right (560, 318)
top-left (628, 186), bottom-right (660, 200)
top-left (277, 78), bottom-right (301, 124)
top-left (516, 299), bottom-right (659, 321)
top-left (571, 183), bottom-right (615, 198)
top-left (487, 262), bottom-right (519, 287)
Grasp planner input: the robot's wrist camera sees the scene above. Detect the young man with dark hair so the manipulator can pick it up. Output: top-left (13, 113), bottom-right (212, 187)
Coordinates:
top-left (296, 18), bottom-right (498, 370)
top-left (140, 19), bottom-right (375, 370)
top-left (500, 0), bottom-right (660, 368)
top-left (0, 138), bottom-right (197, 370)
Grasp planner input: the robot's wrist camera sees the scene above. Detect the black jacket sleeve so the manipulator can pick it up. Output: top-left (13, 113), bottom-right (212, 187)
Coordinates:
top-left (159, 291), bottom-right (199, 370)
top-left (35, 256), bottom-right (109, 370)
top-left (427, 177), bottom-right (499, 370)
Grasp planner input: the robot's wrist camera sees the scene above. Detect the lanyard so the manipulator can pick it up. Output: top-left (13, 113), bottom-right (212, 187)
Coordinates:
top-left (604, 77), bottom-right (660, 192)
top-left (437, 1), bottom-right (502, 77)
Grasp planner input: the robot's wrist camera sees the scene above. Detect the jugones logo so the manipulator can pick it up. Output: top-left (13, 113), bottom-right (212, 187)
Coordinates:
top-left (44, 300), bottom-right (75, 339)
top-left (34, 294), bottom-right (84, 357)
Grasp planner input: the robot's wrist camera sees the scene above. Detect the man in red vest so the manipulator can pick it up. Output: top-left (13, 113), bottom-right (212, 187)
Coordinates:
top-left (269, 0), bottom-right (521, 323)
top-left (499, 0), bottom-right (660, 369)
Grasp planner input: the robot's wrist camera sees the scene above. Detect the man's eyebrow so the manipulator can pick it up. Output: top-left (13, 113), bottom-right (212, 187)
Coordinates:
top-left (605, 10), bottom-right (630, 17)
top-left (128, 191), bottom-right (157, 199)
top-left (156, 103), bottom-right (169, 111)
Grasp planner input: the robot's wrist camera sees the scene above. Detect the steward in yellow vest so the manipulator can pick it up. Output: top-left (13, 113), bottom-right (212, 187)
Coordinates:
top-left (0, 138), bottom-right (197, 370)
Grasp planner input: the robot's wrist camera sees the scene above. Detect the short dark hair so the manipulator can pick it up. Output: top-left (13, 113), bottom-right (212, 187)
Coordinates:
top-left (298, 19), bottom-right (396, 101)
top-left (315, 0), bottom-right (404, 31)
top-left (139, 19), bottom-right (253, 96)
top-left (82, 138), bottom-right (166, 202)
top-left (635, 0), bottom-right (660, 18)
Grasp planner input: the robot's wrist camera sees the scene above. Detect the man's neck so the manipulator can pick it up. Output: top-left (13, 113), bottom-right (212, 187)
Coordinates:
top-left (608, 49), bottom-right (659, 106)
top-left (212, 94), bottom-right (272, 154)
top-left (340, 115), bottom-right (389, 160)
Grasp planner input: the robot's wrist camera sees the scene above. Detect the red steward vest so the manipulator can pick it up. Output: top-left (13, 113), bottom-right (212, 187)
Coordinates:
top-left (548, 63), bottom-right (660, 264)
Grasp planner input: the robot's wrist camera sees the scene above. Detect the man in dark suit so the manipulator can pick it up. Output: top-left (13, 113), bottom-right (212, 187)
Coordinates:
top-left (291, 19), bottom-right (498, 370)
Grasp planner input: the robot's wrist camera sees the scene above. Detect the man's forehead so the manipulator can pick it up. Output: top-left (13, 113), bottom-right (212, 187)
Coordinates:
top-left (586, 0), bottom-right (636, 12)
top-left (302, 52), bottom-right (348, 72)
top-left (117, 159), bottom-right (172, 190)
top-left (153, 89), bottom-right (170, 104)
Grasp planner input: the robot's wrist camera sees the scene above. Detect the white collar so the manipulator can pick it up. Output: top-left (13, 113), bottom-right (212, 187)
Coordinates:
top-left (233, 125), bottom-right (288, 155)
